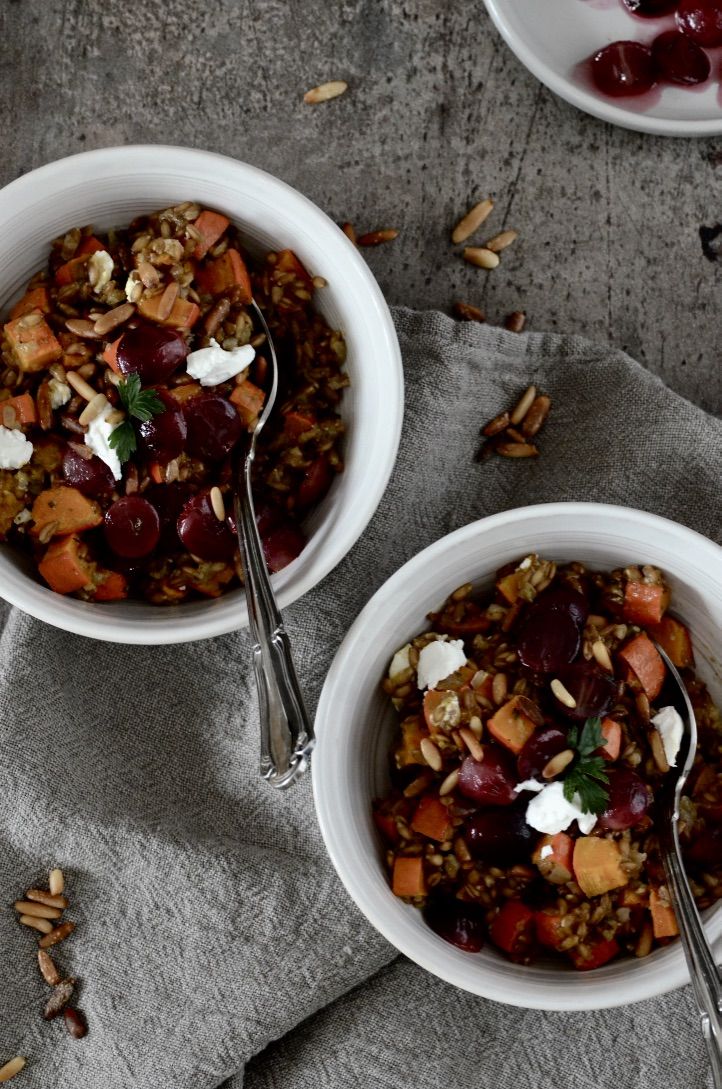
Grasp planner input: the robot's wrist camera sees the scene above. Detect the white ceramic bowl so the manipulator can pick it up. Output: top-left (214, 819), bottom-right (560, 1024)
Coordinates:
top-left (484, 0), bottom-right (722, 138)
top-left (313, 502), bottom-right (722, 1010)
top-left (0, 146), bottom-right (403, 643)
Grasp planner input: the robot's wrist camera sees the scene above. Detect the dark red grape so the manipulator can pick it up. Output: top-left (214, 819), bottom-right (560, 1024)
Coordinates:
top-left (138, 392), bottom-right (188, 463)
top-left (686, 825), bottom-right (722, 867)
top-left (261, 522), bottom-right (306, 573)
top-left (185, 396), bottom-right (242, 461)
top-left (465, 805), bottom-right (535, 863)
top-left (517, 727), bottom-right (569, 782)
top-left (177, 490), bottom-right (236, 562)
top-left (652, 29), bottom-right (711, 82)
top-left (591, 41), bottom-right (656, 97)
top-left (597, 768), bottom-right (651, 831)
top-left (62, 444), bottom-right (115, 498)
top-left (554, 662), bottom-right (617, 722)
top-left (457, 750), bottom-right (518, 807)
top-left (254, 499), bottom-right (284, 537)
top-left (623, 0), bottom-right (678, 14)
top-left (146, 481), bottom-right (191, 549)
top-left (677, 0), bottom-right (722, 45)
top-left (116, 324), bottom-right (188, 385)
top-left (517, 586), bottom-right (588, 673)
top-left (104, 496), bottom-right (160, 559)
top-left (296, 456), bottom-right (333, 509)
top-left (423, 894), bottom-right (485, 952)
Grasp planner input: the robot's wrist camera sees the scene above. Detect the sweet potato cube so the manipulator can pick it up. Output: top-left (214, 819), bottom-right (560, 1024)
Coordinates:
top-left (410, 795), bottom-right (453, 843)
top-left (230, 380), bottom-right (265, 426)
top-left (4, 311), bottom-right (63, 372)
top-left (649, 887), bottom-right (679, 938)
top-left (423, 689), bottom-right (461, 731)
top-left (90, 570), bottom-right (128, 602)
top-left (496, 572), bottom-right (521, 604)
top-left (102, 336), bottom-right (122, 373)
top-left (488, 696), bottom-right (538, 754)
top-left (648, 616), bottom-right (694, 670)
top-left (489, 900), bottom-right (535, 955)
top-left (623, 581), bottom-right (669, 627)
top-left (535, 910), bottom-right (567, 950)
top-left (569, 937), bottom-right (620, 971)
top-left (192, 210), bottom-right (230, 259)
top-left (38, 535), bottom-right (95, 594)
top-left (373, 809), bottom-right (400, 845)
top-left (195, 248), bottom-right (252, 302)
top-left (599, 718), bottom-right (622, 762)
top-left (618, 632), bottom-right (666, 699)
top-left (2, 393), bottom-right (37, 426)
top-left (392, 856), bottom-right (426, 898)
top-left (75, 235), bottom-right (105, 257)
top-left (137, 294), bottom-right (200, 330)
top-left (54, 255), bottom-right (89, 286)
top-left (10, 285), bottom-right (50, 320)
top-left (275, 249), bottom-right (313, 291)
top-left (532, 832), bottom-right (574, 884)
top-left (395, 716), bottom-right (428, 768)
top-left (573, 837), bottom-right (628, 898)
top-left (31, 486), bottom-right (103, 539)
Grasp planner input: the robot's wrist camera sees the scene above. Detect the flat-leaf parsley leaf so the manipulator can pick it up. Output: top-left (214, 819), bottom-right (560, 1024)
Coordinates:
top-left (562, 717), bottom-right (610, 816)
top-left (108, 375), bottom-right (165, 464)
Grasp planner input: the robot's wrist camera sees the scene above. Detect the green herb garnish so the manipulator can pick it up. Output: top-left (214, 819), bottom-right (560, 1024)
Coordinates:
top-left (108, 375), bottom-right (165, 463)
top-left (562, 717), bottom-right (610, 816)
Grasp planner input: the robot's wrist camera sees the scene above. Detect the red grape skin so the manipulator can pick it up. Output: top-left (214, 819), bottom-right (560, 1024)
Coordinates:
top-left (591, 41), bottom-right (656, 97)
top-left (465, 806), bottom-right (535, 863)
top-left (104, 496), bottom-right (161, 559)
top-left (597, 768), bottom-right (651, 831)
top-left (457, 749), bottom-right (518, 807)
top-left (652, 29), bottom-right (711, 83)
top-left (62, 445), bottom-right (115, 499)
top-left (177, 490), bottom-right (236, 562)
top-left (116, 324), bottom-right (188, 385)
top-left (184, 396), bottom-right (242, 461)
top-left (676, 0), bottom-right (722, 47)
top-left (517, 586), bottom-right (588, 673)
top-left (423, 894), bottom-right (485, 952)
top-left (623, 0), bottom-right (678, 14)
top-left (138, 392), bottom-right (187, 463)
top-left (517, 727), bottom-right (569, 782)
top-left (553, 662), bottom-right (617, 722)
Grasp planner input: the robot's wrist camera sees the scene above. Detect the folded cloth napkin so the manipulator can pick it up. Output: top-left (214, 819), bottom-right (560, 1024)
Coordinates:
top-left (0, 309), bottom-right (719, 1089)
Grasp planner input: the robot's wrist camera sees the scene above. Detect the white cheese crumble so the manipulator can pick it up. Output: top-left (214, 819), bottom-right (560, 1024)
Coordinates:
top-left (88, 250), bottom-right (114, 293)
top-left (652, 705), bottom-right (684, 768)
top-left (539, 843), bottom-right (554, 860)
top-left (525, 781), bottom-right (597, 836)
top-left (85, 403), bottom-right (122, 481)
top-left (186, 338), bottom-right (256, 387)
top-left (388, 643), bottom-right (411, 680)
top-left (416, 637), bottom-right (467, 691)
top-left (125, 270), bottom-right (141, 302)
top-left (0, 425), bottom-right (33, 469)
top-left (48, 378), bottom-right (72, 410)
top-left (515, 779), bottom-right (545, 794)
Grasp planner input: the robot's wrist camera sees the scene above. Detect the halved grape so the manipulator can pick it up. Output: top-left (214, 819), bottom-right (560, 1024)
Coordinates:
top-left (687, 825), bottom-right (722, 866)
top-left (177, 490), bottom-right (236, 562)
top-left (457, 749), bottom-right (518, 807)
top-left (116, 324), bottom-right (188, 385)
top-left (261, 522), bottom-right (306, 573)
top-left (517, 727), bottom-right (569, 782)
top-left (597, 768), bottom-right (651, 831)
top-left (677, 0), bottom-right (722, 46)
top-left (138, 391), bottom-right (187, 463)
top-left (423, 894), bottom-right (485, 952)
top-left (591, 41), bottom-right (656, 97)
top-left (465, 805), bottom-right (535, 863)
top-left (517, 586), bottom-right (588, 673)
top-left (623, 0), bottom-right (678, 14)
top-left (62, 445), bottom-right (115, 498)
top-left (554, 662), bottom-right (617, 722)
top-left (652, 28), bottom-right (711, 82)
top-left (185, 396), bottom-right (242, 461)
top-left (104, 496), bottom-right (160, 558)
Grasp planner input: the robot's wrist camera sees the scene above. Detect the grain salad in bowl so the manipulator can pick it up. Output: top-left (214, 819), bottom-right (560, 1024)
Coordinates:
top-left (373, 556), bottom-right (722, 970)
top-left (0, 203), bottom-right (347, 604)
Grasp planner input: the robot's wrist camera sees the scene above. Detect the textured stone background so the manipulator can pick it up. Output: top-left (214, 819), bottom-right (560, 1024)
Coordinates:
top-left (0, 0), bottom-right (720, 414)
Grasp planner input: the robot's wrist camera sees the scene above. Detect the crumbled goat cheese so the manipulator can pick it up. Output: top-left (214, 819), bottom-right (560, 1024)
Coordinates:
top-left (651, 705), bottom-right (684, 768)
top-left (0, 425), bottom-right (33, 469)
top-left (186, 339), bottom-right (256, 387)
top-left (416, 637), bottom-right (467, 691)
top-left (525, 781), bottom-right (597, 836)
top-left (88, 250), bottom-right (114, 293)
top-left (85, 403), bottom-right (122, 480)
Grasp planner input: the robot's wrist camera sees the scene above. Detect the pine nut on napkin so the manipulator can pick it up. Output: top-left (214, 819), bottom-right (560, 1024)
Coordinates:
top-left (0, 309), bottom-right (719, 1088)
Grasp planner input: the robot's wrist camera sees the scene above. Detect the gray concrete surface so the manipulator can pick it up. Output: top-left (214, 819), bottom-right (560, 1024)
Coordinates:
top-left (1, 1), bottom-right (720, 413)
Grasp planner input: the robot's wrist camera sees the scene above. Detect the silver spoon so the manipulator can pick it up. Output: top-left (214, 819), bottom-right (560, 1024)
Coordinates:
top-left (232, 299), bottom-right (314, 788)
top-left (653, 641), bottom-right (722, 1086)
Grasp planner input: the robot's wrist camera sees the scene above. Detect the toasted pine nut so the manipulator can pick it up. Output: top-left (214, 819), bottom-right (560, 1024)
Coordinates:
top-left (521, 395), bottom-right (551, 438)
top-left (66, 370), bottom-right (97, 402)
top-left (635, 921), bottom-right (654, 958)
top-left (357, 229), bottom-right (398, 247)
top-left (650, 729), bottom-right (670, 773)
top-left (19, 914), bottom-right (54, 934)
top-left (65, 318), bottom-right (100, 339)
top-left (209, 486), bottom-right (225, 522)
top-left (93, 302), bottom-right (134, 337)
top-left (452, 301), bottom-right (485, 323)
top-left (303, 79), bottom-right (348, 104)
top-left (492, 673), bottom-right (508, 705)
top-left (495, 441), bottom-right (539, 458)
top-left (459, 727), bottom-right (483, 762)
top-left (312, 275), bottom-right (327, 289)
top-left (38, 949), bottom-right (61, 986)
top-left (468, 714), bottom-right (483, 738)
top-left (451, 198), bottom-right (494, 245)
top-left (482, 411), bottom-right (511, 438)
top-left (485, 229), bottom-right (518, 253)
top-left (551, 678), bottom-right (577, 709)
top-left (14, 900), bottom-right (62, 920)
top-left (462, 246), bottom-right (499, 270)
top-left (25, 890), bottom-right (68, 910)
top-left (78, 392), bottom-right (109, 427)
top-left (637, 692), bottom-right (651, 723)
top-left (439, 767), bottom-right (460, 796)
top-left (504, 310), bottom-right (526, 333)
top-left (592, 639), bottom-right (614, 673)
top-left (49, 868), bottom-right (65, 896)
top-left (420, 737), bottom-right (442, 772)
top-left (137, 261), bottom-right (160, 288)
top-left (155, 281), bottom-right (179, 321)
top-left (38, 921), bottom-right (75, 949)
top-left (542, 748), bottom-right (576, 780)
top-left (0, 1057), bottom-right (26, 1083)
top-left (510, 385), bottom-right (537, 425)
top-left (453, 835), bottom-right (472, 863)
top-left (341, 222), bottom-right (357, 244)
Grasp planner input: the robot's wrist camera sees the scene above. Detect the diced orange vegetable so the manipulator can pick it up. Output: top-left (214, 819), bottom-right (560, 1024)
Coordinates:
top-left (168, 381), bottom-right (202, 405)
top-left (497, 572), bottom-right (521, 604)
top-left (90, 570), bottom-right (128, 602)
top-left (102, 336), bottom-right (122, 373)
top-left (619, 885), bottom-right (647, 908)
top-left (297, 456), bottom-right (332, 509)
top-left (648, 615), bottom-right (694, 670)
top-left (282, 410), bottom-right (316, 440)
top-left (38, 535), bottom-right (95, 594)
top-left (532, 832), bottom-right (574, 884)
top-left (599, 718), bottom-right (622, 762)
top-left (436, 603), bottom-right (491, 637)
top-left (423, 688), bottom-right (461, 732)
top-left (54, 255), bottom-right (89, 286)
top-left (148, 463), bottom-right (166, 484)
top-left (649, 887), bottom-right (679, 938)
top-left (373, 810), bottom-right (400, 845)
top-left (487, 696), bottom-right (539, 754)
top-left (410, 795), bottom-right (453, 843)
top-left (230, 380), bottom-right (265, 425)
top-left (137, 293), bottom-right (200, 330)
top-left (195, 248), bottom-right (252, 302)
top-left (392, 856), bottom-right (426, 898)
top-left (4, 310), bottom-right (63, 372)
top-left (535, 911), bottom-right (567, 950)
top-left (192, 210), bottom-right (230, 259)
top-left (75, 235), bottom-right (105, 257)
top-left (572, 837), bottom-right (628, 898)
top-left (275, 249), bottom-right (313, 292)
top-left (618, 632), bottom-right (666, 699)
top-left (395, 716), bottom-right (428, 768)
top-left (3, 393), bottom-right (37, 426)
top-left (569, 937), bottom-right (620, 971)
top-left (489, 900), bottom-right (535, 956)
top-left (10, 285), bottom-right (50, 320)
top-left (623, 580), bottom-right (669, 626)
top-left (30, 486), bottom-right (103, 539)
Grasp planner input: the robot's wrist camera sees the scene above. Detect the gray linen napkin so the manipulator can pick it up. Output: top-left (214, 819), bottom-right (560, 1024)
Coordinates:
top-left (0, 308), bottom-right (719, 1089)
